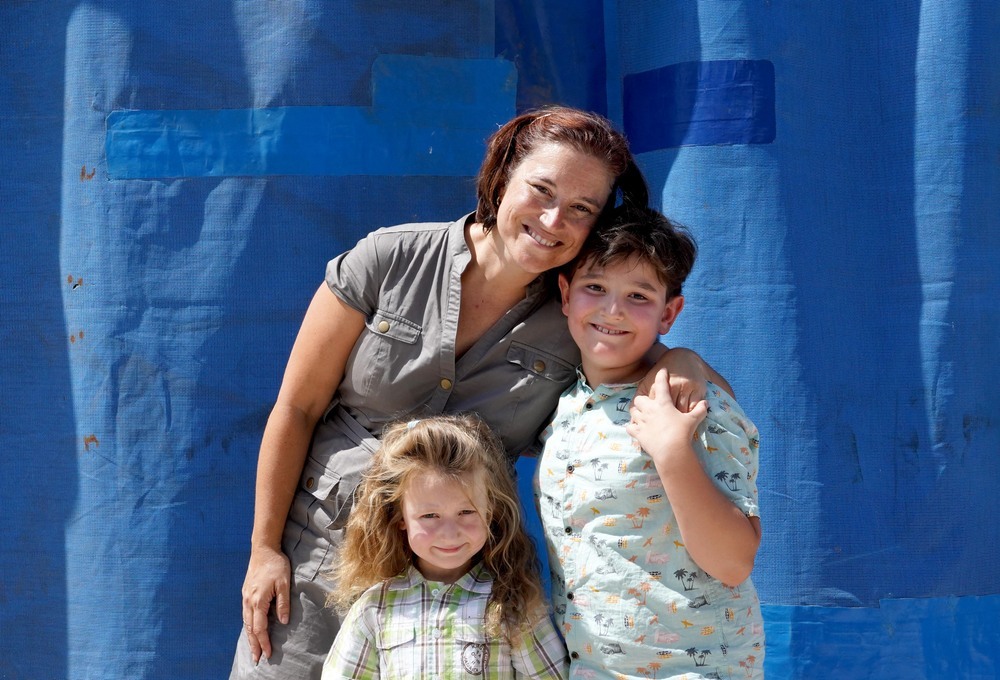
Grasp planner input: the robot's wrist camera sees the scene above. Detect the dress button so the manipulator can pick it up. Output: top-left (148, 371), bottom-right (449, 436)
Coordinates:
top-left (377, 320), bottom-right (390, 333)
top-left (567, 592), bottom-right (574, 600)
top-left (305, 477), bottom-right (315, 489)
top-left (570, 652), bottom-right (580, 660)
top-left (585, 401), bottom-right (593, 410)
top-left (564, 526), bottom-right (572, 534)
top-left (440, 378), bottom-right (453, 390)
top-left (566, 465), bottom-right (575, 474)
top-left (532, 359), bottom-right (545, 373)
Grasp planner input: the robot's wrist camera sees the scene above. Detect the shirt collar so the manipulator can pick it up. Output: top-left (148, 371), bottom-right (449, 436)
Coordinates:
top-left (394, 561), bottom-right (493, 595)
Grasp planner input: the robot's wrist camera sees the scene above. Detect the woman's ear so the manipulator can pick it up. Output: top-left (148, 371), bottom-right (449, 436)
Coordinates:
top-left (658, 295), bottom-right (685, 335)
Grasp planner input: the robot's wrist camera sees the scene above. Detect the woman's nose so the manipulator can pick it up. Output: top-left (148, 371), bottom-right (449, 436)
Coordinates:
top-left (540, 205), bottom-right (562, 229)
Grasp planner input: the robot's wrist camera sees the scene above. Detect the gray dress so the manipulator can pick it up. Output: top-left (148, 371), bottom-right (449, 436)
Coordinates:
top-left (231, 214), bottom-right (580, 679)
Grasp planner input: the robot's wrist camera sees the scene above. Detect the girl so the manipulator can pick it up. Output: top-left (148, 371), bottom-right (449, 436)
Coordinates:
top-left (322, 415), bottom-right (567, 680)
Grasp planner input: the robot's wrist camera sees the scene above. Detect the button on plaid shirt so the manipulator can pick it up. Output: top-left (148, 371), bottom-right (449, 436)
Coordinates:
top-left (322, 563), bottom-right (568, 679)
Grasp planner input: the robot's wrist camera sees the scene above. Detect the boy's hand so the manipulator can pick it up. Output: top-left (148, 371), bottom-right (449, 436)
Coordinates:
top-left (628, 369), bottom-right (707, 462)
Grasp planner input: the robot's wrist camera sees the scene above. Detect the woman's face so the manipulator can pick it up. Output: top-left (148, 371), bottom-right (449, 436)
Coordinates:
top-left (494, 142), bottom-right (615, 277)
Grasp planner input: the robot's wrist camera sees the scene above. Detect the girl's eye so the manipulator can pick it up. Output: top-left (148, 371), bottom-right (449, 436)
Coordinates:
top-left (420, 513), bottom-right (438, 519)
top-left (459, 509), bottom-right (478, 516)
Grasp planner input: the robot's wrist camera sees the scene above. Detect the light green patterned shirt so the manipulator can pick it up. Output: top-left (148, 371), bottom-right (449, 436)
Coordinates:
top-left (322, 563), bottom-right (568, 679)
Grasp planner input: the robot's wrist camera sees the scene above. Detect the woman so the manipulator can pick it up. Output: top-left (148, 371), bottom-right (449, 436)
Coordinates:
top-left (231, 106), bottom-right (728, 679)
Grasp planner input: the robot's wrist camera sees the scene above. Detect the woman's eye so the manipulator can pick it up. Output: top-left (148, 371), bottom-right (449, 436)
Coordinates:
top-left (532, 184), bottom-right (552, 196)
top-left (572, 204), bottom-right (593, 215)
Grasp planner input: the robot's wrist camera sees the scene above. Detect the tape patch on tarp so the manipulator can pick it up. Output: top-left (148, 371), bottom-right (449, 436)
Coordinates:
top-left (106, 55), bottom-right (516, 179)
top-left (623, 59), bottom-right (776, 151)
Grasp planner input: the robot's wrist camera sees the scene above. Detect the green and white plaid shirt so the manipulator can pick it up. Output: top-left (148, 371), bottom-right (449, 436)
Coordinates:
top-left (322, 563), bottom-right (568, 679)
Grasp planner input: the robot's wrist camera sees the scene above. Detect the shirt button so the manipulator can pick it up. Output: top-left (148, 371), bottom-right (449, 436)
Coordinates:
top-left (305, 477), bottom-right (315, 489)
top-left (432, 627), bottom-right (442, 639)
top-left (377, 320), bottom-right (390, 333)
top-left (566, 464), bottom-right (575, 474)
top-left (570, 652), bottom-right (580, 660)
top-left (564, 526), bottom-right (572, 534)
top-left (431, 588), bottom-right (440, 597)
top-left (532, 359), bottom-right (546, 373)
top-left (567, 592), bottom-right (574, 600)
top-left (585, 401), bottom-right (593, 410)
top-left (440, 378), bottom-right (453, 390)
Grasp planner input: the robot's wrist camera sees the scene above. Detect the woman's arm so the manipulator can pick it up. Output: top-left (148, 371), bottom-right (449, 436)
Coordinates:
top-left (242, 283), bottom-right (367, 663)
top-left (641, 345), bottom-right (735, 410)
top-left (627, 370), bottom-right (760, 587)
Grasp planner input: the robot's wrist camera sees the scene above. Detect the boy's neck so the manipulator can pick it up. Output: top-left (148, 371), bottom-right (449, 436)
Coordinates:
top-left (580, 358), bottom-right (650, 389)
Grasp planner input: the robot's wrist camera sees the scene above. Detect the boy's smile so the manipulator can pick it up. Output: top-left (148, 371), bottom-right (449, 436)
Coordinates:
top-left (559, 255), bottom-right (684, 387)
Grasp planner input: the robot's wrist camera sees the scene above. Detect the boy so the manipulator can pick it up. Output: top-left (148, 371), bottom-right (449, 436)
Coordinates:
top-left (535, 206), bottom-right (765, 679)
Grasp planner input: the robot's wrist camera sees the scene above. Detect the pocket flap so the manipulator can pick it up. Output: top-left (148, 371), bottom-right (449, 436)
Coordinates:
top-left (368, 309), bottom-right (421, 344)
top-left (507, 341), bottom-right (576, 383)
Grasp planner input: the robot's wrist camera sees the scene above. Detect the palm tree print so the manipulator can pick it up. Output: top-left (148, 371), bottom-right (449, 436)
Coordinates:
top-left (684, 648), bottom-right (712, 667)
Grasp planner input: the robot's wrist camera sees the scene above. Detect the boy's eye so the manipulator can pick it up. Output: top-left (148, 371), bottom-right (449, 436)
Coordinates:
top-left (629, 293), bottom-right (649, 302)
top-left (585, 284), bottom-right (605, 293)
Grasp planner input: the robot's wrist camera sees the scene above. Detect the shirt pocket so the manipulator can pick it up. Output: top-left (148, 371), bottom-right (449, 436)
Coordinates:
top-left (376, 624), bottom-right (418, 677)
top-left (506, 342), bottom-right (576, 383)
top-left (453, 623), bottom-right (494, 677)
top-left (367, 308), bottom-right (422, 344)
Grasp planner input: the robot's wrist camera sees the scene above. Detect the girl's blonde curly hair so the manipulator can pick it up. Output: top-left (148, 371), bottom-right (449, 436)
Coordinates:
top-left (329, 413), bottom-right (547, 644)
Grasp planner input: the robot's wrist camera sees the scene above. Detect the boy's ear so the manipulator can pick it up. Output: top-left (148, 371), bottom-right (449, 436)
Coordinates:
top-left (659, 295), bottom-right (684, 335)
top-left (557, 272), bottom-right (572, 317)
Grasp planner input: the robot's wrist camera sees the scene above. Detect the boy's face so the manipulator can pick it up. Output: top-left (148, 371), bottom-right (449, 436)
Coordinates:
top-left (559, 255), bottom-right (684, 385)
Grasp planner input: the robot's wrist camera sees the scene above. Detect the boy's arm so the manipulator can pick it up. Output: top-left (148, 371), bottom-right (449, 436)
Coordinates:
top-left (627, 370), bottom-right (760, 587)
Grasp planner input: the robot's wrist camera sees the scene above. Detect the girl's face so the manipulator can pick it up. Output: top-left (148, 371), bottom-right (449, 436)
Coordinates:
top-left (399, 470), bottom-right (489, 583)
top-left (493, 142), bottom-right (615, 277)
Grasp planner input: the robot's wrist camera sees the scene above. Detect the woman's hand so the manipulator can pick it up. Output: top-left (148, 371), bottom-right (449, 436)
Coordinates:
top-left (241, 546), bottom-right (291, 664)
top-left (638, 346), bottom-right (734, 410)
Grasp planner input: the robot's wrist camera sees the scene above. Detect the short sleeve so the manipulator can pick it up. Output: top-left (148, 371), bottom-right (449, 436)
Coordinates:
top-left (321, 598), bottom-right (381, 680)
top-left (509, 607), bottom-right (569, 680)
top-left (325, 229), bottom-right (383, 317)
top-left (697, 384), bottom-right (761, 518)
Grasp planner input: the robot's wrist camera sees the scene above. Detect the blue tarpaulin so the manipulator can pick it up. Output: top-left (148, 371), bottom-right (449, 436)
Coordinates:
top-left (2, 2), bottom-right (997, 678)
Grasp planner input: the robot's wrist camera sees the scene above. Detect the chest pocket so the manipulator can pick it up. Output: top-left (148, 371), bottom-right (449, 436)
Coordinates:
top-left (506, 342), bottom-right (576, 383)
top-left (376, 624), bottom-right (418, 676)
top-left (368, 309), bottom-right (421, 344)
top-left (453, 622), bottom-right (492, 677)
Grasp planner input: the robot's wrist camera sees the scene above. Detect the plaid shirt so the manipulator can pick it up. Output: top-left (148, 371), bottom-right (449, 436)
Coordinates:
top-left (322, 563), bottom-right (568, 679)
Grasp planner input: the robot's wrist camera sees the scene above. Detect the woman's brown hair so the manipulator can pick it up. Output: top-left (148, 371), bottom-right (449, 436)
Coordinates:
top-left (475, 105), bottom-right (648, 231)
